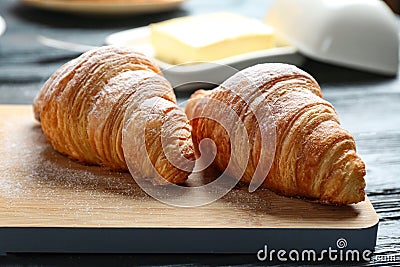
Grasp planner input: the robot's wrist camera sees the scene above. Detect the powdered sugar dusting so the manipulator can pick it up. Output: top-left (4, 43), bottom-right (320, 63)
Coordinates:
top-left (1, 112), bottom-right (279, 227)
top-left (0, 114), bottom-right (157, 226)
top-left (0, 107), bottom-right (364, 229)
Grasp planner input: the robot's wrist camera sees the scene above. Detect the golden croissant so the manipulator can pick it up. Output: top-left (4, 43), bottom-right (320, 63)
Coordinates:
top-left (185, 63), bottom-right (366, 205)
top-left (34, 46), bottom-right (195, 184)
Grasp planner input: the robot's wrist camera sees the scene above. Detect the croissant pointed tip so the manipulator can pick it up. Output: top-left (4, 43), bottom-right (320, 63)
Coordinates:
top-left (186, 63), bottom-right (367, 205)
top-left (248, 185), bottom-right (257, 193)
top-left (35, 46), bottom-right (195, 185)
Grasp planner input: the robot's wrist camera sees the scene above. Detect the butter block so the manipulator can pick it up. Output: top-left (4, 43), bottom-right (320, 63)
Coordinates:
top-left (150, 12), bottom-right (276, 64)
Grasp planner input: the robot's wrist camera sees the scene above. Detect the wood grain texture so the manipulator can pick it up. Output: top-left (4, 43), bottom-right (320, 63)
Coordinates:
top-left (0, 0), bottom-right (398, 265)
top-left (321, 80), bottom-right (400, 266)
top-left (0, 105), bottom-right (378, 229)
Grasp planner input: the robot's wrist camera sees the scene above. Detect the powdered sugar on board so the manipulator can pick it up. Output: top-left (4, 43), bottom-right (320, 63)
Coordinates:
top-left (0, 106), bottom-right (375, 229)
top-left (0, 116), bottom-right (157, 225)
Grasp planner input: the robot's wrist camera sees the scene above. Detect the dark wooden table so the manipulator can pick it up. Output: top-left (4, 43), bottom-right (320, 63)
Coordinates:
top-left (0, 0), bottom-right (399, 266)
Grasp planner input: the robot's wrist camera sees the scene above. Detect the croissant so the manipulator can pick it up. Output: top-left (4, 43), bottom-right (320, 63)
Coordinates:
top-left (185, 63), bottom-right (366, 205)
top-left (34, 46), bottom-right (195, 184)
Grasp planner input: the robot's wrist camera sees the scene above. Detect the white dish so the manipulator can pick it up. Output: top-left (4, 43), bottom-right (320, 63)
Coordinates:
top-left (106, 27), bottom-right (304, 90)
top-left (0, 16), bottom-right (6, 37)
top-left (266, 0), bottom-right (399, 76)
top-left (20, 0), bottom-right (185, 15)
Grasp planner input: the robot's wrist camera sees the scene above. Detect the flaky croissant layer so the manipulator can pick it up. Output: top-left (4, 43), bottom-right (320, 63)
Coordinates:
top-left (186, 63), bottom-right (366, 205)
top-left (34, 46), bottom-right (195, 184)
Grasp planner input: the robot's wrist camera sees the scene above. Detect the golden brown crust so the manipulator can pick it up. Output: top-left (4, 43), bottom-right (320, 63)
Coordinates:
top-left (34, 46), bottom-right (194, 184)
top-left (185, 63), bottom-right (366, 204)
top-left (123, 96), bottom-right (195, 184)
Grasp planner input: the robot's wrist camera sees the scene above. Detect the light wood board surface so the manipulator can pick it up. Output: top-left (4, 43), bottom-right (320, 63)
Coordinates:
top-left (0, 105), bottom-right (378, 229)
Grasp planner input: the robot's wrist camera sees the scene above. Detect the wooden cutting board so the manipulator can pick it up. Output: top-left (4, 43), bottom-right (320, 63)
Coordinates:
top-left (0, 105), bottom-right (378, 255)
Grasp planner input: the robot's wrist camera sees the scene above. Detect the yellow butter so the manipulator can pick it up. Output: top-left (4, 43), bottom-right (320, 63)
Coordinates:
top-left (150, 12), bottom-right (276, 64)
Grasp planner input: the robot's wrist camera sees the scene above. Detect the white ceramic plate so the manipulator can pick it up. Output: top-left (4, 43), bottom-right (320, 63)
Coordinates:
top-left (20, 0), bottom-right (185, 15)
top-left (0, 16), bottom-right (6, 37)
top-left (106, 27), bottom-right (304, 90)
top-left (266, 0), bottom-right (399, 75)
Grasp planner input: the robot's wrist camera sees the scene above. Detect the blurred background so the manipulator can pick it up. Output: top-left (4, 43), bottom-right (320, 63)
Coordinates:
top-left (0, 0), bottom-right (399, 103)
